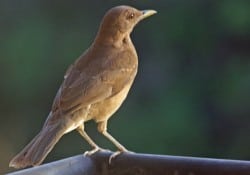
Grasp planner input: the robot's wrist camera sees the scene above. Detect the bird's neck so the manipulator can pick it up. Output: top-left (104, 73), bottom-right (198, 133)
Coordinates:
top-left (93, 29), bottom-right (133, 49)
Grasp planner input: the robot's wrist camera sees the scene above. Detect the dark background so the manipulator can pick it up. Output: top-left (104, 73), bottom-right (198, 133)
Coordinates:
top-left (1, 0), bottom-right (250, 173)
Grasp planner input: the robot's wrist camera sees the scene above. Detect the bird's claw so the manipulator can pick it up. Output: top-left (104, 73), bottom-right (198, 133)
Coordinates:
top-left (84, 147), bottom-right (111, 156)
top-left (108, 150), bottom-right (134, 164)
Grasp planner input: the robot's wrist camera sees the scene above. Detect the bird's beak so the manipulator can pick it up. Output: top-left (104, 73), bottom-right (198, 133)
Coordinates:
top-left (140, 9), bottom-right (157, 20)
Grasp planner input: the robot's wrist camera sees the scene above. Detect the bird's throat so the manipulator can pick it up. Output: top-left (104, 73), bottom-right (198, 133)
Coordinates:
top-left (94, 30), bottom-right (132, 49)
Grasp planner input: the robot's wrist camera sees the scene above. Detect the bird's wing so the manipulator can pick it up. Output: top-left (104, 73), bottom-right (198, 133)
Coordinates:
top-left (52, 68), bottom-right (112, 114)
top-left (51, 50), bottom-right (137, 115)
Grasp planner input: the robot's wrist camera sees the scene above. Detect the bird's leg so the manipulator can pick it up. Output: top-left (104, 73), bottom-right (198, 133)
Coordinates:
top-left (77, 124), bottom-right (108, 156)
top-left (97, 121), bottom-right (132, 163)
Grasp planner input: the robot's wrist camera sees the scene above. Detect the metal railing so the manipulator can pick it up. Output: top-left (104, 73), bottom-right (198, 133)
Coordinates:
top-left (7, 152), bottom-right (250, 175)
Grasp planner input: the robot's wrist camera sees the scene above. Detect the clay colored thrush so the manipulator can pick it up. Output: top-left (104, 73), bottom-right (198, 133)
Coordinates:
top-left (9, 5), bottom-right (156, 169)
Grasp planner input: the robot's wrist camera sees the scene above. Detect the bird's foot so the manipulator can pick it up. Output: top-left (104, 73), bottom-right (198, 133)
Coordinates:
top-left (108, 149), bottom-right (134, 164)
top-left (84, 147), bottom-right (111, 156)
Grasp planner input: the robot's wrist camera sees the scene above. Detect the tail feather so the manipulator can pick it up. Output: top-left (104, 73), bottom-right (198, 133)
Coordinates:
top-left (9, 124), bottom-right (65, 169)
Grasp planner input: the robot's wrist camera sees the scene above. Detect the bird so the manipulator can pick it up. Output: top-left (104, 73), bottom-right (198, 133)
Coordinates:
top-left (9, 5), bottom-right (156, 169)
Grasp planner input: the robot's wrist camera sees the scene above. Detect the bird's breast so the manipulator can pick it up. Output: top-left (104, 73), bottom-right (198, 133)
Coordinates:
top-left (86, 81), bottom-right (133, 122)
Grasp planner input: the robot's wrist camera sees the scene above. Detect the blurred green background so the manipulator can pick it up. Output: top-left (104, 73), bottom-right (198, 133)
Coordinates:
top-left (1, 0), bottom-right (250, 173)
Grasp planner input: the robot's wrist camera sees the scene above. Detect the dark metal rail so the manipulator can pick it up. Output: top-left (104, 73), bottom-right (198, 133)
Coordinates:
top-left (7, 152), bottom-right (250, 175)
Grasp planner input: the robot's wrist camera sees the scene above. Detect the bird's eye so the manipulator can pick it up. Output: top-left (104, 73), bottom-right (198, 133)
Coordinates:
top-left (127, 13), bottom-right (135, 20)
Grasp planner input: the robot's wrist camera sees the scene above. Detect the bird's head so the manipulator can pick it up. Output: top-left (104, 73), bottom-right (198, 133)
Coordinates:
top-left (101, 5), bottom-right (157, 33)
top-left (95, 5), bottom-right (156, 45)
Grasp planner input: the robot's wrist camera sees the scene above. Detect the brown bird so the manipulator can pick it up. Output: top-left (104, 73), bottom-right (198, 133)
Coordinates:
top-left (9, 5), bottom-right (156, 169)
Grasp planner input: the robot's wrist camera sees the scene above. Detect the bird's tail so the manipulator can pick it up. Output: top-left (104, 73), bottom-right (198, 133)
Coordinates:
top-left (9, 123), bottom-right (65, 169)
